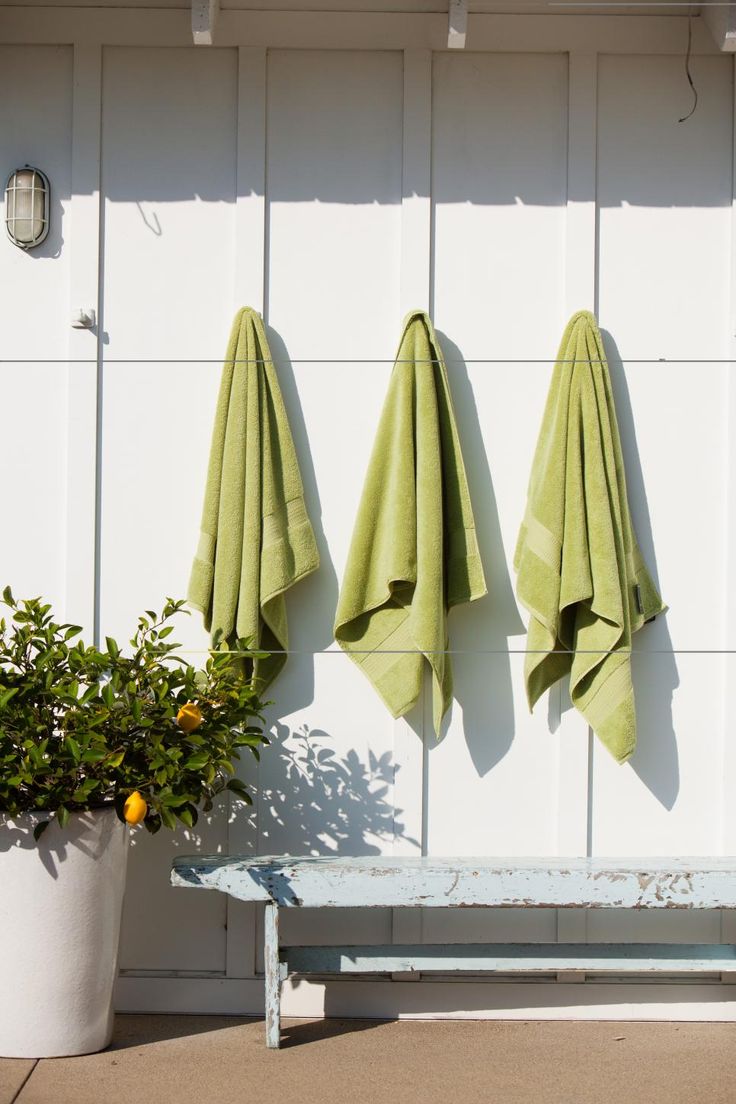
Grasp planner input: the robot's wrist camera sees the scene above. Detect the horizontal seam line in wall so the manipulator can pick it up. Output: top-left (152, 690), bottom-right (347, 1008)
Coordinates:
top-left (3, 358), bottom-right (734, 365)
top-left (171, 648), bottom-right (736, 655)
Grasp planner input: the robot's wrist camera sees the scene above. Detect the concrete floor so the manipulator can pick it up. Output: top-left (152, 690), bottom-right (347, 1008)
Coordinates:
top-left (3, 1016), bottom-right (736, 1104)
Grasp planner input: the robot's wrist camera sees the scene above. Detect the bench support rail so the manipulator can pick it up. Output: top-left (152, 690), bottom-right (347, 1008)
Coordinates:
top-left (281, 942), bottom-right (736, 977)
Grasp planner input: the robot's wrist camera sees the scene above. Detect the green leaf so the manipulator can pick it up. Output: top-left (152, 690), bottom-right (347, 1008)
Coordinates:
top-left (226, 778), bottom-right (252, 803)
top-left (159, 806), bottom-right (177, 830)
top-left (160, 793), bottom-right (194, 808)
top-left (185, 752), bottom-right (210, 771)
top-left (0, 687), bottom-right (19, 709)
top-left (81, 748), bottom-right (108, 764)
top-left (72, 779), bottom-right (99, 802)
top-left (57, 806), bottom-right (70, 829)
top-left (66, 736), bottom-right (81, 762)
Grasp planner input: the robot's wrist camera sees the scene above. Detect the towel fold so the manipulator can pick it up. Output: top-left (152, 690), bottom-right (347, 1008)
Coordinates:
top-left (334, 311), bottom-right (487, 734)
top-left (188, 307), bottom-right (319, 690)
top-left (514, 310), bottom-right (666, 764)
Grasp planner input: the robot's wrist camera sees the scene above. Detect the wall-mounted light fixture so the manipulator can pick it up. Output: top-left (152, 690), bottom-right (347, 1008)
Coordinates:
top-left (5, 166), bottom-right (50, 249)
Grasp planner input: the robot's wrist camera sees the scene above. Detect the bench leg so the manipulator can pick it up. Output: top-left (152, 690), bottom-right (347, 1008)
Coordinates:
top-left (264, 902), bottom-right (281, 1049)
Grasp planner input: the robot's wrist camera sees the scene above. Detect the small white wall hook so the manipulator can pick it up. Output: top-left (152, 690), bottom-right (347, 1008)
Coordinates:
top-left (71, 308), bottom-right (96, 330)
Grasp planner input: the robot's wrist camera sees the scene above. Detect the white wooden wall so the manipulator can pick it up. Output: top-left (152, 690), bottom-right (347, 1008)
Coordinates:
top-left (3, 7), bottom-right (736, 1020)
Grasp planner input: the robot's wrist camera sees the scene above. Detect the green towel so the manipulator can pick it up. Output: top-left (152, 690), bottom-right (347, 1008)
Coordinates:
top-left (188, 307), bottom-right (319, 690)
top-left (514, 310), bottom-right (666, 764)
top-left (334, 310), bottom-right (487, 734)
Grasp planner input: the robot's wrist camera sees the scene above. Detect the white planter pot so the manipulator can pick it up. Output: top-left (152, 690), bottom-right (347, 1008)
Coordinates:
top-left (0, 806), bottom-right (129, 1058)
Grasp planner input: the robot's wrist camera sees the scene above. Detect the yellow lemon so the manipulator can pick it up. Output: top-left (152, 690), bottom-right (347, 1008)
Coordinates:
top-left (177, 702), bottom-right (204, 733)
top-left (123, 791), bottom-right (147, 826)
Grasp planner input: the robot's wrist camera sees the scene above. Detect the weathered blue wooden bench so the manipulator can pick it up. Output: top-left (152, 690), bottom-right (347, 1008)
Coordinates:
top-left (170, 855), bottom-right (736, 1048)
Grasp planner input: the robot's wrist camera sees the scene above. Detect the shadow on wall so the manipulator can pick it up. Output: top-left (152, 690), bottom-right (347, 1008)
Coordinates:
top-left (435, 330), bottom-right (524, 776)
top-left (263, 324), bottom-right (339, 714)
top-left (96, 47), bottom-right (732, 207)
top-left (602, 330), bottom-right (680, 811)
top-left (255, 723), bottom-right (419, 856)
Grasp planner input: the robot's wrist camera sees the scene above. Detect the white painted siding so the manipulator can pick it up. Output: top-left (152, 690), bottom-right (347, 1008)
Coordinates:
top-left (1, 11), bottom-right (735, 1019)
top-left (0, 46), bottom-right (72, 610)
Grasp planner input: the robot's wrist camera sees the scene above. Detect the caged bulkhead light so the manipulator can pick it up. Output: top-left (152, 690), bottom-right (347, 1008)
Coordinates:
top-left (5, 166), bottom-right (50, 249)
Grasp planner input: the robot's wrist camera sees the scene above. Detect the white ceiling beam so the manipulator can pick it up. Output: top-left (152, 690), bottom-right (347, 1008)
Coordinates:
top-left (702, 1), bottom-right (736, 52)
top-left (192, 0), bottom-right (219, 45)
top-left (448, 0), bottom-right (467, 48)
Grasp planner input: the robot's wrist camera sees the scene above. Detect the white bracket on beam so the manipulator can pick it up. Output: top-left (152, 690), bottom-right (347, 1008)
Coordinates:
top-left (703, 2), bottom-right (736, 52)
top-left (192, 0), bottom-right (219, 45)
top-left (448, 0), bottom-right (467, 49)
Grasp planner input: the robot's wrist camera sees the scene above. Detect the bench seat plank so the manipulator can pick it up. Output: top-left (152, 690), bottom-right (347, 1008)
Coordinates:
top-left (282, 942), bottom-right (736, 974)
top-left (171, 855), bottom-right (736, 910)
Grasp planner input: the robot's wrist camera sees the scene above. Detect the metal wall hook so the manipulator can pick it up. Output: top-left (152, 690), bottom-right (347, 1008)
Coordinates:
top-left (71, 308), bottom-right (96, 330)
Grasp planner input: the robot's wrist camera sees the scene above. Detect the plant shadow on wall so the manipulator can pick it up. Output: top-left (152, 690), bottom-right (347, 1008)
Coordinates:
top-left (434, 331), bottom-right (524, 777)
top-left (250, 723), bottom-right (418, 856)
top-left (602, 331), bottom-right (680, 811)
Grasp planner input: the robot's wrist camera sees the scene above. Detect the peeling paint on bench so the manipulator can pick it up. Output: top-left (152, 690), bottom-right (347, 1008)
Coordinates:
top-left (171, 855), bottom-right (736, 910)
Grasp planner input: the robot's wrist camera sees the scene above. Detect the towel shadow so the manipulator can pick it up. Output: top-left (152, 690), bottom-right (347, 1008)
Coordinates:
top-left (260, 325), bottom-right (339, 715)
top-left (602, 330), bottom-right (680, 810)
top-left (434, 332), bottom-right (524, 776)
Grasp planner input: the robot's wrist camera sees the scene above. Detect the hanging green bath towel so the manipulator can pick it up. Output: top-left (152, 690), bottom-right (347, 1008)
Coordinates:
top-left (334, 311), bottom-right (487, 734)
top-left (188, 307), bottom-right (319, 690)
top-left (514, 310), bottom-right (666, 764)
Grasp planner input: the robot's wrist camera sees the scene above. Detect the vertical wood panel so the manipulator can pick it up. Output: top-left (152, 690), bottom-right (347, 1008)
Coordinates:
top-left (391, 47), bottom-right (432, 951)
top-left (427, 53), bottom-right (566, 957)
top-left (235, 47), bottom-right (267, 314)
top-left (720, 54), bottom-right (736, 951)
top-left (564, 51), bottom-right (598, 318)
top-left (424, 50), bottom-right (566, 951)
top-left (400, 48), bottom-right (432, 315)
top-left (263, 48), bottom-right (401, 955)
top-left (103, 46), bottom-right (239, 975)
top-left (557, 50), bottom-right (598, 947)
top-left (66, 44), bottom-right (102, 637)
top-left (0, 46), bottom-right (72, 610)
top-left (592, 55), bottom-right (731, 952)
top-left (226, 44), bottom-right (268, 980)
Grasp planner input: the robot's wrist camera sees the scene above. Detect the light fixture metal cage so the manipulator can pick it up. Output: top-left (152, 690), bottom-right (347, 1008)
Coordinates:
top-left (5, 166), bottom-right (50, 249)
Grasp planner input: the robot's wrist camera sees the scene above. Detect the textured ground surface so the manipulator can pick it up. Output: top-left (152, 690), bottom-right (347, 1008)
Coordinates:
top-left (3, 1016), bottom-right (736, 1104)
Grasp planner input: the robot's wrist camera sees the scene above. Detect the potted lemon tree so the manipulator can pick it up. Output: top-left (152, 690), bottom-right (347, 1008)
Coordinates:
top-left (0, 589), bottom-right (267, 1059)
